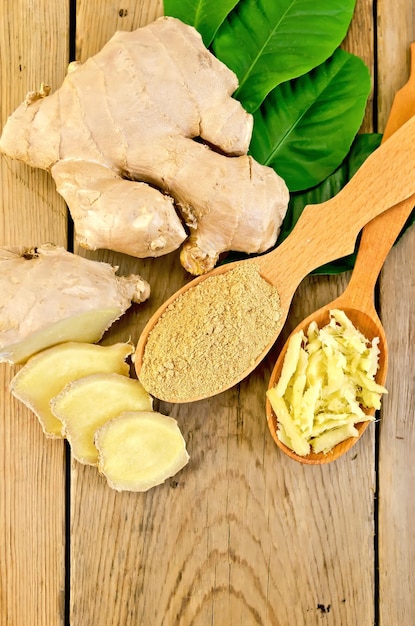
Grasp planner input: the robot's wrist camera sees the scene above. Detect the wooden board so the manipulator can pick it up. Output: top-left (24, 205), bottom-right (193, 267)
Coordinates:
top-left (375, 4), bottom-right (415, 623)
top-left (0, 1), bottom-right (68, 623)
top-left (0, 1), bottom-right (413, 624)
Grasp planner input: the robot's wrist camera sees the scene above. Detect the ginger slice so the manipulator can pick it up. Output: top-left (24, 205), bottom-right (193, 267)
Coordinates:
top-left (95, 411), bottom-right (189, 492)
top-left (51, 373), bottom-right (153, 465)
top-left (10, 342), bottom-right (134, 438)
top-left (0, 244), bottom-right (150, 364)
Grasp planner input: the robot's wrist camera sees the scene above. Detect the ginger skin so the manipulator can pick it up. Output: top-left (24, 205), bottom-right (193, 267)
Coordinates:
top-left (0, 17), bottom-right (289, 275)
top-left (0, 244), bottom-right (150, 364)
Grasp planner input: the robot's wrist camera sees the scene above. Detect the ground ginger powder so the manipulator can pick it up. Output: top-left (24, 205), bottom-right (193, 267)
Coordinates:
top-left (139, 262), bottom-right (283, 401)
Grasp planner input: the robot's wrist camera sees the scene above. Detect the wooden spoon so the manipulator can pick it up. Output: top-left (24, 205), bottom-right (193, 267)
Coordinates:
top-left (266, 44), bottom-right (415, 464)
top-left (135, 107), bottom-right (415, 404)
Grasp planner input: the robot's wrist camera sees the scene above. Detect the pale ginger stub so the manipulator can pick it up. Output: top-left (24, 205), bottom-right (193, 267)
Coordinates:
top-left (95, 411), bottom-right (190, 492)
top-left (50, 373), bottom-right (153, 465)
top-left (0, 17), bottom-right (289, 275)
top-left (0, 244), bottom-right (150, 364)
top-left (10, 342), bottom-right (134, 438)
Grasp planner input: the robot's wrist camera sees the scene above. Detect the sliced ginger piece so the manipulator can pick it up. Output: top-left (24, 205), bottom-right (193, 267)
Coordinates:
top-left (0, 244), bottom-right (150, 364)
top-left (51, 373), bottom-right (153, 465)
top-left (10, 341), bottom-right (134, 438)
top-left (95, 411), bottom-right (190, 492)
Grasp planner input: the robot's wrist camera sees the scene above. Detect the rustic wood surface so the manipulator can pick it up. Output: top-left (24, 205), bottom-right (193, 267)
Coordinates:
top-left (0, 1), bottom-right (413, 624)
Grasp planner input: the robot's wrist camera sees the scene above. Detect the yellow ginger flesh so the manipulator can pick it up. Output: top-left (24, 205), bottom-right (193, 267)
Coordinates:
top-left (0, 244), bottom-right (149, 364)
top-left (267, 309), bottom-right (387, 456)
top-left (0, 16), bottom-right (289, 275)
top-left (95, 411), bottom-right (190, 492)
top-left (10, 342), bottom-right (134, 437)
top-left (50, 373), bottom-right (153, 465)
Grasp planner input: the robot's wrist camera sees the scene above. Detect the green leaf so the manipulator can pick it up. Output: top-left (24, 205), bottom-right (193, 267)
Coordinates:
top-left (279, 133), bottom-right (382, 242)
top-left (219, 133), bottom-right (413, 274)
top-left (163, 0), bottom-right (241, 47)
top-left (279, 133), bottom-right (383, 274)
top-left (249, 49), bottom-right (371, 192)
top-left (212, 0), bottom-right (357, 112)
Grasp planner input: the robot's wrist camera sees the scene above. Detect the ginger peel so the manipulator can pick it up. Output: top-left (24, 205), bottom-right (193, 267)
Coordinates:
top-left (0, 17), bottom-right (289, 275)
top-left (0, 244), bottom-right (150, 364)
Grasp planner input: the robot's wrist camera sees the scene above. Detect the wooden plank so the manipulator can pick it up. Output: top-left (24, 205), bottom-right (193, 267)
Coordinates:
top-left (344, 0), bottom-right (376, 133)
top-left (68, 1), bottom-right (379, 625)
top-left (3, 0), bottom-right (411, 623)
top-left (377, 0), bottom-right (415, 129)
top-left (69, 2), bottom-right (181, 624)
top-left (76, 0), bottom-right (163, 60)
top-left (377, 1), bottom-right (415, 622)
top-left (0, 1), bottom-right (69, 624)
top-left (378, 229), bottom-right (415, 625)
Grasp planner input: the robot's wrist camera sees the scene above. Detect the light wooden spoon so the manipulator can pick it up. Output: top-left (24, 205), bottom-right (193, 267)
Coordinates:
top-left (135, 108), bottom-right (415, 404)
top-left (266, 44), bottom-right (415, 464)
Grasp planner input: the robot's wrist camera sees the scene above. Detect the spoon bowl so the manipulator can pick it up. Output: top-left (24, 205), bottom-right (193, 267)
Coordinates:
top-left (266, 300), bottom-right (388, 465)
top-left (266, 44), bottom-right (415, 463)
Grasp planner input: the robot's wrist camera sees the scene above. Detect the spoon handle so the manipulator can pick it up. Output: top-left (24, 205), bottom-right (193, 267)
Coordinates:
top-left (344, 196), bottom-right (414, 309)
top-left (261, 112), bottom-right (415, 289)
top-left (343, 43), bottom-right (415, 308)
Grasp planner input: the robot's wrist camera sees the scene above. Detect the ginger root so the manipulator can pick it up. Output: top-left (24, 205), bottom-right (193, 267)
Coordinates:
top-left (0, 16), bottom-right (289, 275)
top-left (10, 341), bottom-right (134, 437)
top-left (0, 244), bottom-right (149, 364)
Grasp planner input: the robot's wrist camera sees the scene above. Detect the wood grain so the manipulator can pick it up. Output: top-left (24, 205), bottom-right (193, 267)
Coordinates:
top-left (377, 0), bottom-right (415, 128)
top-left (378, 229), bottom-right (415, 625)
top-left (377, 3), bottom-right (415, 623)
top-left (0, 1), bottom-right (69, 625)
top-left (76, 0), bottom-right (163, 61)
top-left (0, 1), bottom-right (413, 625)
top-left (70, 2), bottom-right (377, 624)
